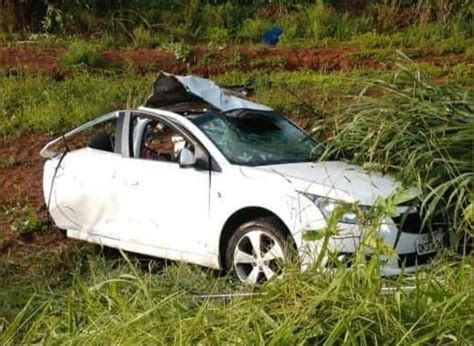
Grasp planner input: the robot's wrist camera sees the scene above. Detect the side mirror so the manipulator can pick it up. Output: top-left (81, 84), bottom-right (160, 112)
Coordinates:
top-left (179, 148), bottom-right (196, 167)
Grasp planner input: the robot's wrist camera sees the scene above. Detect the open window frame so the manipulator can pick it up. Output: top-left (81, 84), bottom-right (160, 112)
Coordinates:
top-left (40, 111), bottom-right (126, 159)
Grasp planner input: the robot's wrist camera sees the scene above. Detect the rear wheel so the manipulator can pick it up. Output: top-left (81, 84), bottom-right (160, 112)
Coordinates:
top-left (225, 217), bottom-right (289, 285)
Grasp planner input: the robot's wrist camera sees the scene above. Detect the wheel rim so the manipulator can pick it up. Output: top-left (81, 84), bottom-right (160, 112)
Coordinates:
top-left (233, 229), bottom-right (285, 284)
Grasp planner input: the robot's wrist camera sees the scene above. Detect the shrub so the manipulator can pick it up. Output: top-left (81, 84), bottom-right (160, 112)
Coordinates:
top-left (307, 0), bottom-right (338, 40)
top-left (329, 13), bottom-right (353, 40)
top-left (201, 2), bottom-right (236, 33)
top-left (162, 41), bottom-right (193, 62)
top-left (368, 3), bottom-right (401, 33)
top-left (353, 32), bottom-right (396, 49)
top-left (132, 26), bottom-right (153, 48)
top-left (206, 27), bottom-right (230, 44)
top-left (97, 34), bottom-right (116, 49)
top-left (237, 17), bottom-right (272, 42)
top-left (276, 8), bottom-right (308, 45)
top-left (347, 49), bottom-right (393, 63)
top-left (61, 41), bottom-right (102, 68)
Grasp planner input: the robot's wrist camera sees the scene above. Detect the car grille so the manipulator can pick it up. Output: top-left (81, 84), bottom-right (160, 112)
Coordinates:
top-left (392, 209), bottom-right (448, 234)
top-left (398, 252), bottom-right (437, 267)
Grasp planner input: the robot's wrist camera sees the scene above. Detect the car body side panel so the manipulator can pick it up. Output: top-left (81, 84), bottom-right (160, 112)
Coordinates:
top-left (44, 148), bottom-right (123, 246)
top-left (112, 156), bottom-right (212, 262)
top-left (201, 166), bottom-right (327, 269)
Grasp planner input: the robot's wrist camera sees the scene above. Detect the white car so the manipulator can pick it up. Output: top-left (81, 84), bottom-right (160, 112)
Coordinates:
top-left (41, 72), bottom-right (445, 284)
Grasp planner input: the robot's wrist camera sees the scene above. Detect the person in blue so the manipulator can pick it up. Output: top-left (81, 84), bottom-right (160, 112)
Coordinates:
top-left (263, 26), bottom-right (284, 46)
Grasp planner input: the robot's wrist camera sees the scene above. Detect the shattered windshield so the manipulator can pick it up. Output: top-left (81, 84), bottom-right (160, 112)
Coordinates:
top-left (190, 110), bottom-right (324, 166)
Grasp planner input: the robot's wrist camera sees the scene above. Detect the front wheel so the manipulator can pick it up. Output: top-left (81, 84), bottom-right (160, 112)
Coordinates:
top-left (225, 217), bottom-right (290, 285)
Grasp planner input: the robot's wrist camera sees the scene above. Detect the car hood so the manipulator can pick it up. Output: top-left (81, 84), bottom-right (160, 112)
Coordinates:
top-left (256, 161), bottom-right (419, 206)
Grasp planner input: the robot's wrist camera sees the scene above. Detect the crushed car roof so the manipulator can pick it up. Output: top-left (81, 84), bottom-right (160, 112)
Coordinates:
top-left (145, 72), bottom-right (272, 113)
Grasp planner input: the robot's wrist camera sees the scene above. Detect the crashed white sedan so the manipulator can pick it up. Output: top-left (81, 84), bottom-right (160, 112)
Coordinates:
top-left (41, 72), bottom-right (445, 284)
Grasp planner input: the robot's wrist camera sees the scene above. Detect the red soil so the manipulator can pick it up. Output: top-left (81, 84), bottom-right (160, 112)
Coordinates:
top-left (2, 44), bottom-right (470, 78)
top-left (0, 133), bottom-right (49, 208)
top-left (1, 45), bottom-right (379, 76)
top-left (0, 134), bottom-right (79, 253)
top-left (0, 46), bottom-right (67, 78)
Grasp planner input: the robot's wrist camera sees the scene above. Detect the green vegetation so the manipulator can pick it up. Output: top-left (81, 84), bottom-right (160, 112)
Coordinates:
top-left (323, 58), bottom-right (473, 248)
top-left (4, 204), bottom-right (47, 236)
top-left (1, 58), bottom-right (473, 344)
top-left (1, 0), bottom-right (473, 343)
top-left (60, 40), bottom-right (103, 68)
top-left (2, 1), bottom-right (472, 49)
top-left (1, 246), bottom-right (472, 344)
top-left (0, 72), bottom-right (153, 138)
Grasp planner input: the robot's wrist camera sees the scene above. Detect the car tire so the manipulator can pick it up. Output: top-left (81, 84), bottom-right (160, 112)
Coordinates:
top-left (225, 217), bottom-right (290, 285)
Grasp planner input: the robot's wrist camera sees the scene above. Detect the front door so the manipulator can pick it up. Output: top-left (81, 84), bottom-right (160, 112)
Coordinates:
top-left (115, 113), bottom-right (211, 261)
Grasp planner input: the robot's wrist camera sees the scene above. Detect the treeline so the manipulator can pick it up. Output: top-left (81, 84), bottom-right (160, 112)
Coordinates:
top-left (1, 0), bottom-right (471, 42)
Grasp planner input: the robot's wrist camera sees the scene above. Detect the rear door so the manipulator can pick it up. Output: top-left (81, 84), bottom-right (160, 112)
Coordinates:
top-left (42, 112), bottom-right (126, 246)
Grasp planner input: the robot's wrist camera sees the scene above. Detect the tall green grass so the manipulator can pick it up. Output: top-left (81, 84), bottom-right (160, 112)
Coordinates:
top-left (1, 249), bottom-right (472, 344)
top-left (322, 56), bottom-right (473, 249)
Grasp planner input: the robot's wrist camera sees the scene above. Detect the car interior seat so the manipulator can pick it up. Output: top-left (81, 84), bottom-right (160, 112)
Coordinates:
top-left (89, 130), bottom-right (114, 152)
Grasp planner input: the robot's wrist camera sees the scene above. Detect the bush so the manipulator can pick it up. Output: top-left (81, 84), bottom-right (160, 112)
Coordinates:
top-left (276, 7), bottom-right (308, 45)
top-left (205, 27), bottom-right (230, 44)
top-left (61, 41), bottom-right (102, 68)
top-left (237, 17), bottom-right (272, 42)
top-left (132, 26), bottom-right (153, 48)
top-left (307, 0), bottom-right (338, 40)
top-left (353, 32), bottom-right (401, 49)
top-left (201, 2), bottom-right (236, 32)
top-left (368, 3), bottom-right (401, 33)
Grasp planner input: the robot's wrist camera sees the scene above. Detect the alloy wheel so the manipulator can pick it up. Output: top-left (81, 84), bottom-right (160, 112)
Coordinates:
top-left (233, 229), bottom-right (285, 284)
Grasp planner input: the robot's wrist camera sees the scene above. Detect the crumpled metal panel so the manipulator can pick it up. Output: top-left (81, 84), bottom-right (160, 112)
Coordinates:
top-left (146, 72), bottom-right (272, 112)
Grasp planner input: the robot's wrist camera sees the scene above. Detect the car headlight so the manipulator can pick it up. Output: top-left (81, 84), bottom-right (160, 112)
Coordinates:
top-left (301, 193), bottom-right (369, 224)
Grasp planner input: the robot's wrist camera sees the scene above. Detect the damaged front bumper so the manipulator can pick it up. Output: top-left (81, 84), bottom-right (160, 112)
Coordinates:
top-left (298, 218), bottom-right (446, 276)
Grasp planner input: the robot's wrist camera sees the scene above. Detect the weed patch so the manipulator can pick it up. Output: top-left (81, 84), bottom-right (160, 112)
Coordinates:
top-left (61, 41), bottom-right (102, 68)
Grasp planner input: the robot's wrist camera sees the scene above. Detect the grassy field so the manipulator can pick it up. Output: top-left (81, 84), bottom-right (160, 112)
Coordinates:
top-left (1, 0), bottom-right (474, 343)
top-left (1, 57), bottom-right (472, 344)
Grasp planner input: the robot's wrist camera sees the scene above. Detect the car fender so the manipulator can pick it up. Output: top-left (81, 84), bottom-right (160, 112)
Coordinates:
top-left (209, 166), bottom-right (326, 263)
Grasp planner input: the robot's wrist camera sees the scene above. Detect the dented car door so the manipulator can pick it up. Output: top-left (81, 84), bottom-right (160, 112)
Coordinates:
top-left (42, 112), bottom-right (126, 247)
